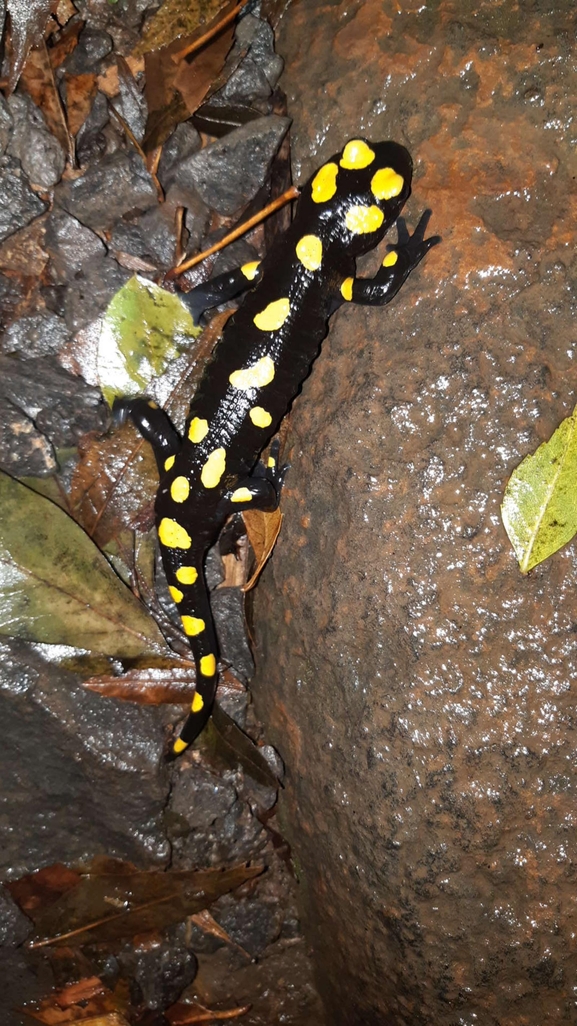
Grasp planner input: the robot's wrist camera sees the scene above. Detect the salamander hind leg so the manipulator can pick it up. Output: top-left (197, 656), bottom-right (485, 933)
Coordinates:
top-left (113, 397), bottom-right (181, 473)
top-left (220, 439), bottom-right (290, 514)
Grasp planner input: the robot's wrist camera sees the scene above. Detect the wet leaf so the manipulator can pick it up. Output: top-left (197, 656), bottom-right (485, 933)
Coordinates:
top-left (210, 703), bottom-right (280, 788)
top-left (5, 0), bottom-right (54, 90)
top-left (97, 275), bottom-right (201, 406)
top-left (20, 42), bottom-right (72, 156)
top-left (0, 470), bottom-right (167, 656)
top-left (134, 0), bottom-right (231, 57)
top-left (501, 406), bottom-right (577, 572)
top-left (142, 90), bottom-right (190, 153)
top-left (84, 659), bottom-right (197, 705)
top-left (189, 908), bottom-right (251, 959)
top-left (22, 860), bottom-right (263, 946)
top-left (166, 1001), bottom-right (251, 1024)
top-left (69, 422), bottom-right (158, 548)
top-left (242, 508), bottom-right (283, 590)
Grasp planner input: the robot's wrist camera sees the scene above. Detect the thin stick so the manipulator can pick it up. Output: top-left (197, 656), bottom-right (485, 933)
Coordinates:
top-left (165, 185), bottom-right (300, 279)
top-left (171, 1), bottom-right (246, 64)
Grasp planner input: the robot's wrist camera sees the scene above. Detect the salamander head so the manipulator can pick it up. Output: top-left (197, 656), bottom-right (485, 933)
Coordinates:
top-left (299, 138), bottom-right (413, 256)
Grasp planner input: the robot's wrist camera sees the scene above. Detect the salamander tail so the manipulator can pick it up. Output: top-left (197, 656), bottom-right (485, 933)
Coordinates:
top-left (167, 559), bottom-right (218, 757)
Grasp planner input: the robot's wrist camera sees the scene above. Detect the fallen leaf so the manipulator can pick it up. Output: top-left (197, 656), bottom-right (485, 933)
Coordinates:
top-left (501, 405), bottom-right (577, 572)
top-left (166, 1001), bottom-right (251, 1024)
top-left (190, 908), bottom-right (251, 959)
top-left (5, 0), bottom-right (54, 90)
top-left (97, 56), bottom-right (145, 99)
top-left (0, 216), bottom-right (48, 275)
top-left (84, 660), bottom-right (197, 705)
top-left (242, 508), bottom-right (283, 590)
top-left (23, 861), bottom-right (263, 947)
top-left (97, 275), bottom-right (201, 406)
top-left (134, 0), bottom-right (232, 57)
top-left (64, 71), bottom-right (98, 137)
top-left (0, 470), bottom-right (168, 657)
top-left (210, 703), bottom-right (280, 788)
top-left (46, 15), bottom-right (83, 68)
top-left (174, 22), bottom-right (234, 115)
top-left (20, 41), bottom-right (72, 155)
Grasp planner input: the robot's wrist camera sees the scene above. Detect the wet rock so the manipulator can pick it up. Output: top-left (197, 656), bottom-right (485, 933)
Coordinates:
top-left (45, 208), bottom-right (106, 282)
top-left (39, 284), bottom-right (67, 318)
top-left (0, 887), bottom-right (31, 947)
top-left (214, 894), bottom-right (280, 957)
top-left (75, 90), bottom-right (110, 166)
top-left (117, 930), bottom-right (197, 1008)
top-left (157, 121), bottom-right (202, 190)
top-left (62, 26), bottom-right (113, 74)
top-left (185, 115), bottom-right (291, 216)
top-left (0, 156), bottom-right (47, 243)
top-left (236, 14), bottom-right (284, 88)
top-left (63, 254), bottom-right (130, 331)
top-left (124, 201), bottom-right (179, 268)
top-left (6, 93), bottom-right (66, 189)
top-left (55, 150), bottom-right (157, 231)
top-left (0, 273), bottom-right (23, 329)
top-left (218, 59), bottom-right (272, 106)
top-left (0, 354), bottom-right (108, 452)
top-left (0, 637), bottom-right (169, 878)
top-left (168, 762), bottom-right (266, 867)
top-left (0, 398), bottom-right (56, 476)
top-left (0, 93), bottom-right (13, 155)
top-left (116, 64), bottom-right (147, 143)
top-left (2, 312), bottom-right (71, 359)
top-left (0, 949), bottom-right (54, 1026)
top-left (212, 587), bottom-right (255, 682)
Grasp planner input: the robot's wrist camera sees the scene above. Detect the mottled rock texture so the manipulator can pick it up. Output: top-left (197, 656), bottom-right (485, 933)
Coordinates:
top-left (253, 1), bottom-right (577, 1023)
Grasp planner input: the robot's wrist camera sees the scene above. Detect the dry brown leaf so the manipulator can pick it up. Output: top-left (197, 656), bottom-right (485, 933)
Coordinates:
top-left (62, 1017), bottom-right (130, 1026)
top-left (0, 217), bottom-right (48, 275)
top-left (83, 661), bottom-right (197, 705)
top-left (64, 71), bottom-right (98, 136)
top-left (174, 22), bottom-right (234, 115)
top-left (20, 42), bottom-right (72, 156)
top-left (97, 56), bottom-right (145, 98)
top-left (242, 508), bottom-right (283, 591)
top-left (48, 17), bottom-right (83, 68)
top-left (54, 0), bottom-right (76, 25)
top-left (190, 908), bottom-right (251, 959)
top-left (5, 0), bottom-right (55, 90)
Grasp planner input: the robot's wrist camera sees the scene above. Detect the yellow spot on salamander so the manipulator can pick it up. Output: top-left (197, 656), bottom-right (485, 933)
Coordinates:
top-left (345, 205), bottom-right (384, 235)
top-left (231, 487), bottom-right (252, 503)
top-left (191, 691), bottom-right (204, 712)
top-left (341, 277), bottom-right (354, 301)
top-left (173, 737), bottom-right (188, 753)
top-left (311, 162), bottom-right (338, 203)
top-left (241, 261), bottom-right (260, 280)
top-left (182, 615), bottom-right (205, 636)
top-left (340, 139), bottom-right (375, 169)
top-left (229, 355), bottom-right (275, 390)
top-left (147, 400), bottom-right (158, 408)
top-left (371, 167), bottom-right (404, 200)
top-left (169, 585), bottom-right (184, 603)
top-left (200, 447), bottom-right (226, 488)
top-left (267, 456), bottom-right (276, 468)
top-left (382, 250), bottom-right (399, 267)
top-left (164, 455), bottom-right (175, 471)
top-left (188, 417), bottom-right (209, 443)
top-left (158, 518), bottom-right (191, 549)
top-left (254, 298), bottom-right (290, 331)
top-left (296, 235), bottom-right (322, 271)
top-left (176, 565), bottom-right (198, 585)
top-left (249, 406), bottom-right (272, 428)
top-left (170, 476), bottom-right (190, 503)
top-left (200, 654), bottom-right (216, 676)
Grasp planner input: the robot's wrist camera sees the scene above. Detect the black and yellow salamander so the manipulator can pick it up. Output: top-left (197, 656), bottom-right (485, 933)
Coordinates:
top-left (116, 137), bottom-right (439, 756)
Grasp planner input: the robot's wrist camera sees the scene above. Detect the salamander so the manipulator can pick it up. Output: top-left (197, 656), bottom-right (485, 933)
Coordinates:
top-left (116, 137), bottom-right (439, 756)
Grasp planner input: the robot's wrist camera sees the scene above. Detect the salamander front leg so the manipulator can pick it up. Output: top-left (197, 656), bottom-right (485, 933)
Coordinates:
top-left (352, 211), bottom-right (441, 307)
top-left (113, 397), bottom-right (181, 473)
top-left (179, 261), bottom-right (262, 325)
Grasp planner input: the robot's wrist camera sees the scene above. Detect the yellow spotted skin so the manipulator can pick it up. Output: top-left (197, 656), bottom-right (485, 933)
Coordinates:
top-left (125, 137), bottom-right (438, 754)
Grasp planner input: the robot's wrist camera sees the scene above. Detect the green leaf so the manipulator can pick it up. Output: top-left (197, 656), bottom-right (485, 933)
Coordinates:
top-left (501, 406), bottom-right (577, 572)
top-left (98, 276), bottom-right (200, 406)
top-left (0, 471), bottom-right (168, 657)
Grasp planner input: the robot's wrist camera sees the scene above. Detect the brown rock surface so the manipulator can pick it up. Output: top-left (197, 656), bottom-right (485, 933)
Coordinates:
top-left (253, 1), bottom-right (577, 1023)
